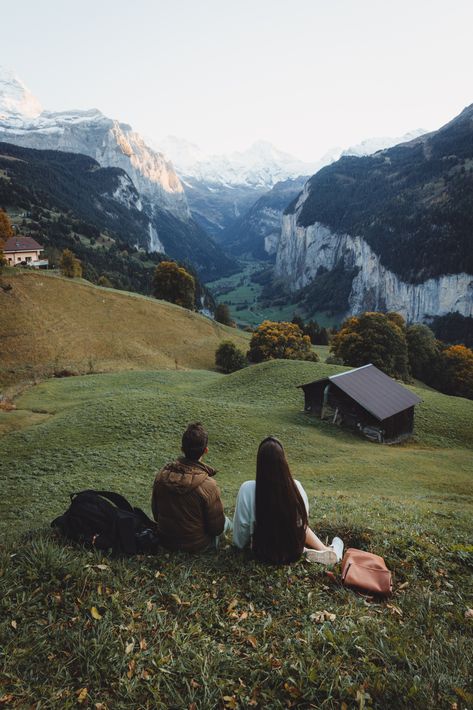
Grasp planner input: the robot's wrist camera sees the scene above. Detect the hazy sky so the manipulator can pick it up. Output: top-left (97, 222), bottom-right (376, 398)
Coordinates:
top-left (3, 0), bottom-right (473, 160)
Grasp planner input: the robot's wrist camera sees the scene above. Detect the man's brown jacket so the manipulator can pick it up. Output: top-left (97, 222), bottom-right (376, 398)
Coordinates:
top-left (151, 457), bottom-right (225, 552)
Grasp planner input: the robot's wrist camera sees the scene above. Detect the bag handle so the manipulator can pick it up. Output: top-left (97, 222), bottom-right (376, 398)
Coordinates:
top-left (70, 490), bottom-right (135, 513)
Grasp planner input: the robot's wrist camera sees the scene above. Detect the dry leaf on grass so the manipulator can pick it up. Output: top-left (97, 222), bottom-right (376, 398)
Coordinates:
top-left (90, 606), bottom-right (102, 620)
top-left (310, 610), bottom-right (336, 623)
top-left (465, 608), bottom-right (473, 619)
top-left (77, 687), bottom-right (88, 704)
top-left (125, 640), bottom-right (135, 655)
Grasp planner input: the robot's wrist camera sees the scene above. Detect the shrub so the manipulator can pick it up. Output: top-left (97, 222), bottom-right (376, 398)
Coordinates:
top-left (152, 261), bottom-right (195, 310)
top-left (59, 249), bottom-right (82, 278)
top-left (214, 303), bottom-right (234, 327)
top-left (247, 321), bottom-right (319, 363)
top-left (97, 275), bottom-right (113, 288)
top-left (215, 341), bottom-right (247, 373)
top-left (0, 209), bottom-right (13, 245)
top-left (436, 345), bottom-right (473, 399)
top-left (325, 355), bottom-right (343, 365)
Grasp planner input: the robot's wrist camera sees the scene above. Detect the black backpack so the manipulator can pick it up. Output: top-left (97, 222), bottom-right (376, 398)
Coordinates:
top-left (51, 490), bottom-right (160, 555)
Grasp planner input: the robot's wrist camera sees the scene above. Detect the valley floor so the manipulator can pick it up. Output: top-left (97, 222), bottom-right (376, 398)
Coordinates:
top-left (0, 361), bottom-right (472, 708)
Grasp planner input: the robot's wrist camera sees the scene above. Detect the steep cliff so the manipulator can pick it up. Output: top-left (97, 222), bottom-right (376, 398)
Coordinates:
top-left (275, 105), bottom-right (473, 321)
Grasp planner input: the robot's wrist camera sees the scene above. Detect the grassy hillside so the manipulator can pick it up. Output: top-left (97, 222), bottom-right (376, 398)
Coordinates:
top-left (0, 270), bottom-right (249, 388)
top-left (0, 360), bottom-right (472, 707)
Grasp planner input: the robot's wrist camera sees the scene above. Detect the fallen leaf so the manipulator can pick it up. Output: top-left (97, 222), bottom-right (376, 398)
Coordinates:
top-left (387, 604), bottom-right (403, 617)
top-left (77, 687), bottom-right (88, 704)
top-left (146, 600), bottom-right (154, 612)
top-left (95, 564), bottom-right (109, 570)
top-left (125, 640), bottom-right (135, 655)
top-left (90, 606), bottom-right (102, 620)
top-left (139, 638), bottom-right (147, 651)
top-left (11, 620), bottom-right (17, 630)
top-left (246, 635), bottom-right (258, 649)
top-left (0, 696), bottom-right (15, 705)
top-left (127, 659), bottom-right (136, 679)
top-left (465, 608), bottom-right (473, 619)
top-left (227, 599), bottom-right (238, 613)
top-left (397, 582), bottom-right (409, 590)
top-left (170, 593), bottom-right (182, 605)
top-left (222, 696), bottom-right (238, 709)
top-left (310, 610), bottom-right (336, 623)
top-left (284, 683), bottom-right (301, 698)
top-left (190, 679), bottom-right (200, 688)
top-left (95, 704), bottom-right (107, 710)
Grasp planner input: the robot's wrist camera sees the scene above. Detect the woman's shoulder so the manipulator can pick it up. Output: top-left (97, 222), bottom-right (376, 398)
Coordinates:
top-left (238, 480), bottom-right (256, 494)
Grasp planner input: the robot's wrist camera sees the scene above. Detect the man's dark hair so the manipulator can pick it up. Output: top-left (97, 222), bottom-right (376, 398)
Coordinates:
top-left (182, 422), bottom-right (208, 461)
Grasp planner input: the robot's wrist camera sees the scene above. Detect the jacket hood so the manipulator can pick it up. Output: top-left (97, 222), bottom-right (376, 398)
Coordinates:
top-left (155, 458), bottom-right (216, 495)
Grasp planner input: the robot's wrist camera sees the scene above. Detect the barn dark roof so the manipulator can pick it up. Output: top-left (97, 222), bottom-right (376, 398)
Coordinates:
top-left (299, 364), bottom-right (421, 421)
top-left (4, 236), bottom-right (43, 253)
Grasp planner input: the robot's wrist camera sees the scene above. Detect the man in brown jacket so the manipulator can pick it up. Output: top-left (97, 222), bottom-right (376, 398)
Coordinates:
top-left (152, 422), bottom-right (229, 552)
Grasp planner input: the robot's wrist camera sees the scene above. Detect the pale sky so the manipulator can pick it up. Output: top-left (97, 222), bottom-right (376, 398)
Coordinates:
top-left (3, 0), bottom-right (473, 161)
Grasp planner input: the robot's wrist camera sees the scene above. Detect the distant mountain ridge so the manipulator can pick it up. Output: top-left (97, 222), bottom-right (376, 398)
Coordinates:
top-left (0, 67), bottom-right (234, 279)
top-left (275, 104), bottom-right (473, 321)
top-left (213, 130), bottom-right (427, 260)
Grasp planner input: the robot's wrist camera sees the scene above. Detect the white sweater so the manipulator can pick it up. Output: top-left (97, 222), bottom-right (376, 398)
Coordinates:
top-left (232, 479), bottom-right (310, 550)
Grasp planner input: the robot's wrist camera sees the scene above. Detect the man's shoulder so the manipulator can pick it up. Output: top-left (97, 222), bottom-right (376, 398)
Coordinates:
top-left (197, 474), bottom-right (221, 500)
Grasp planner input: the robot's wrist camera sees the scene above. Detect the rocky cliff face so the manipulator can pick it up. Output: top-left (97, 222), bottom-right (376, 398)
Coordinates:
top-left (276, 187), bottom-right (473, 321)
top-left (0, 109), bottom-right (188, 220)
top-left (275, 105), bottom-right (473, 321)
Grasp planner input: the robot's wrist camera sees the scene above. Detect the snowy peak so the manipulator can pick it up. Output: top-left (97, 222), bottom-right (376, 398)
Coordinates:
top-left (159, 136), bottom-right (318, 188)
top-left (342, 128), bottom-right (428, 158)
top-left (0, 66), bottom-right (42, 122)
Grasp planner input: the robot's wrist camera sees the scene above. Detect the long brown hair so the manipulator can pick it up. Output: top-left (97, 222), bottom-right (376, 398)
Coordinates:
top-left (253, 437), bottom-right (308, 564)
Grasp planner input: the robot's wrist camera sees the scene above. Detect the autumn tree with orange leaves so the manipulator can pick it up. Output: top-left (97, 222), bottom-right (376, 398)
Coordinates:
top-left (437, 344), bottom-right (473, 399)
top-left (247, 320), bottom-right (318, 363)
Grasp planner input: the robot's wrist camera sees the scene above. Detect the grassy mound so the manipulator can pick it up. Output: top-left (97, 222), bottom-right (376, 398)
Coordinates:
top-left (0, 270), bottom-right (249, 387)
top-left (1, 361), bottom-right (472, 707)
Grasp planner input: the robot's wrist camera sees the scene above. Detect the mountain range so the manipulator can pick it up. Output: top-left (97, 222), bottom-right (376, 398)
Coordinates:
top-left (0, 67), bottom-right (233, 279)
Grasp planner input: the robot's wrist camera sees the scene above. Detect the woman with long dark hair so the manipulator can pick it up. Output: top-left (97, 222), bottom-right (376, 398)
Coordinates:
top-left (233, 436), bottom-right (343, 565)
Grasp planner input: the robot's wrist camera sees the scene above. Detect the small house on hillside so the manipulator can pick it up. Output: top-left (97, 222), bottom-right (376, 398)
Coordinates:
top-left (3, 236), bottom-right (48, 268)
top-left (298, 364), bottom-right (421, 443)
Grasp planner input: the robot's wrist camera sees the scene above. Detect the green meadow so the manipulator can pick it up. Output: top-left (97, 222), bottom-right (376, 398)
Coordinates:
top-left (1, 360), bottom-right (472, 708)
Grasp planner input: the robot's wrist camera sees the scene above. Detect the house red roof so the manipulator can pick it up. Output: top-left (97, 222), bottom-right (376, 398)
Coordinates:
top-left (3, 236), bottom-right (43, 253)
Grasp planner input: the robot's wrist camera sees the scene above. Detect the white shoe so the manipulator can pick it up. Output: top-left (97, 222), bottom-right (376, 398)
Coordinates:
top-left (304, 547), bottom-right (338, 566)
top-left (330, 536), bottom-right (344, 562)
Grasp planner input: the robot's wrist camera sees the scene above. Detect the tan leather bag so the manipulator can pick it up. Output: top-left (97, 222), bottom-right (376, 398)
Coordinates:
top-left (341, 548), bottom-right (392, 596)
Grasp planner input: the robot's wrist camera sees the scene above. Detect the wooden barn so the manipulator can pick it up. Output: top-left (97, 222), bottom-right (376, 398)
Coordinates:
top-left (298, 364), bottom-right (422, 443)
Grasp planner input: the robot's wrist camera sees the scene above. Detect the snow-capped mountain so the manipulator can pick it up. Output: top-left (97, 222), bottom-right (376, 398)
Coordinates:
top-left (0, 67), bottom-right (42, 123)
top-left (159, 131), bottom-right (428, 238)
top-left (341, 129), bottom-right (427, 158)
top-left (0, 67), bottom-right (234, 278)
top-left (160, 137), bottom-right (318, 189)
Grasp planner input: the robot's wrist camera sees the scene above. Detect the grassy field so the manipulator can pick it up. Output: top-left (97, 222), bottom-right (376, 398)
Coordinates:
top-left (0, 270), bottom-right (249, 389)
top-left (1, 360), bottom-right (472, 708)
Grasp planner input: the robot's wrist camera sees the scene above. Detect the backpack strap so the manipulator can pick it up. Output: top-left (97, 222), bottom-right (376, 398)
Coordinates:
top-left (71, 490), bottom-right (135, 513)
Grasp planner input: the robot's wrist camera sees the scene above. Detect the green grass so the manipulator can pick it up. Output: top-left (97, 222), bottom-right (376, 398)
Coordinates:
top-left (1, 361), bottom-right (472, 708)
top-left (206, 261), bottom-right (344, 328)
